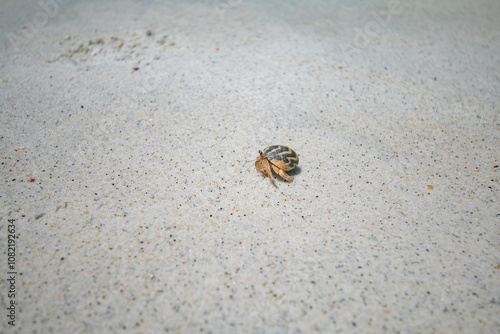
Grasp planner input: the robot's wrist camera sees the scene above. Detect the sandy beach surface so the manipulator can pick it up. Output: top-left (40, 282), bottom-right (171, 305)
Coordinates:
top-left (1, 0), bottom-right (499, 333)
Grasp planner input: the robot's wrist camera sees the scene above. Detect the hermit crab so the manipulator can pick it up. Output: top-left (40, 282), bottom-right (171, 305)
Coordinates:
top-left (255, 145), bottom-right (299, 183)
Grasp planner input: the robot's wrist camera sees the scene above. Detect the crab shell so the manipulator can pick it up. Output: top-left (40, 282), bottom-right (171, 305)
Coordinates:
top-left (255, 145), bottom-right (299, 182)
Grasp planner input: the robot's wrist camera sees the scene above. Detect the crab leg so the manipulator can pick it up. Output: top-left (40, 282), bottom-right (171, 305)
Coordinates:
top-left (266, 161), bottom-right (275, 181)
top-left (272, 165), bottom-right (293, 181)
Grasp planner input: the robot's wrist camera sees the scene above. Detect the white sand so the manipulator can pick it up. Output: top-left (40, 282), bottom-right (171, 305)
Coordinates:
top-left (1, 0), bottom-right (499, 332)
